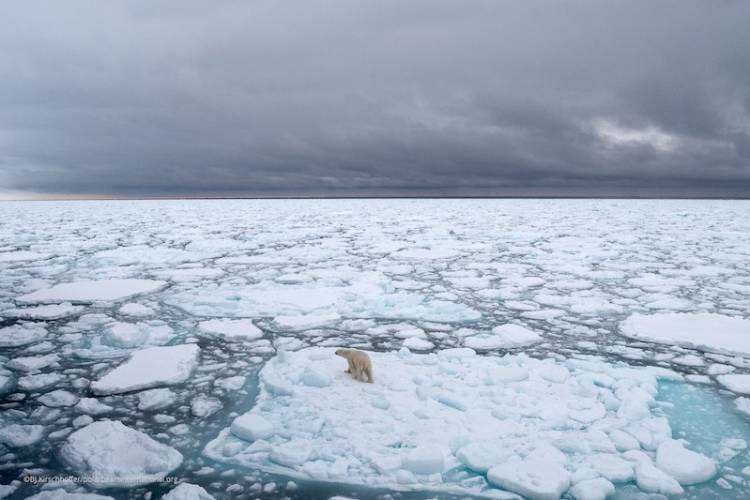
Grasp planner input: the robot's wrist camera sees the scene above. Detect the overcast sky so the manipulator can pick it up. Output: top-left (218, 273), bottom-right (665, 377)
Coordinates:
top-left (1, 0), bottom-right (749, 199)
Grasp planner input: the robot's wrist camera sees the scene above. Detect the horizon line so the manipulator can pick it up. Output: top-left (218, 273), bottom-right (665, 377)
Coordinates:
top-left (2, 194), bottom-right (750, 202)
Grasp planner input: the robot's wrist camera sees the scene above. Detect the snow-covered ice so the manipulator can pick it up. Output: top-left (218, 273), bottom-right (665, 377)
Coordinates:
top-left (1, 303), bottom-right (84, 320)
top-left (60, 420), bottom-right (182, 488)
top-left (17, 279), bottom-right (167, 304)
top-left (204, 347), bottom-right (717, 497)
top-left (620, 313), bottom-right (750, 355)
top-left (91, 344), bottom-right (200, 395)
top-left (198, 319), bottom-right (263, 340)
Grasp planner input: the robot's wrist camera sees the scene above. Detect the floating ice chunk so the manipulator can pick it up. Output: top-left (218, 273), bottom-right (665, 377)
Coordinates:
top-left (401, 446), bottom-right (445, 474)
top-left (118, 303), bottom-right (154, 317)
top-left (487, 458), bottom-right (570, 500)
top-left (94, 245), bottom-right (197, 265)
top-left (91, 344), bottom-right (200, 395)
top-left (568, 478), bottom-right (615, 500)
top-left (1, 303), bottom-right (84, 320)
top-left (198, 319), bottom-right (263, 341)
top-left (465, 324), bottom-right (541, 350)
top-left (717, 374), bottom-right (750, 394)
top-left (17, 279), bottom-right (167, 304)
top-left (490, 324), bottom-right (542, 347)
top-left (620, 313), bottom-right (750, 355)
top-left (18, 372), bottom-right (63, 391)
top-left (25, 490), bottom-right (114, 500)
top-left (0, 374), bottom-right (12, 395)
top-left (102, 322), bottom-right (148, 348)
top-left (0, 483), bottom-right (17, 499)
top-left (231, 414), bottom-right (274, 441)
top-left (138, 388), bottom-right (177, 411)
top-left (735, 397), bottom-right (750, 417)
top-left (75, 398), bottom-right (113, 415)
top-left (191, 395), bottom-right (222, 417)
top-left (632, 457), bottom-right (684, 495)
top-left (672, 354), bottom-right (704, 367)
top-left (402, 337), bottom-right (434, 350)
top-left (0, 323), bottom-right (47, 347)
top-left (655, 439), bottom-right (716, 485)
top-left (7, 353), bottom-right (58, 372)
top-left (590, 453), bottom-right (633, 482)
top-left (215, 376), bottom-right (246, 392)
top-left (274, 313), bottom-right (340, 331)
top-left (161, 483), bottom-right (215, 500)
top-left (61, 420), bottom-right (182, 488)
top-left (38, 390), bottom-right (79, 407)
top-left (609, 430), bottom-right (640, 452)
top-left (708, 363), bottom-right (735, 375)
top-left (0, 424), bottom-right (44, 447)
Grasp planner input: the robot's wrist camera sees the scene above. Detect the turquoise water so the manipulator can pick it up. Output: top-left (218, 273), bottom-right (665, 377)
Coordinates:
top-left (613, 381), bottom-right (750, 499)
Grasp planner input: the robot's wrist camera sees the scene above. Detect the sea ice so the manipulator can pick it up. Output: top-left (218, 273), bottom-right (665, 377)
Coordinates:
top-left (91, 344), bottom-right (200, 395)
top-left (161, 483), bottom-right (216, 500)
top-left (204, 347), bottom-right (709, 497)
top-left (118, 303), bottom-right (154, 317)
top-left (61, 420), bottom-right (182, 488)
top-left (17, 279), bottom-right (167, 304)
top-left (0, 323), bottom-right (47, 347)
top-left (198, 319), bottom-right (263, 340)
top-left (0, 251), bottom-right (51, 262)
top-left (717, 374), bottom-right (750, 395)
top-left (1, 303), bottom-right (84, 320)
top-left (0, 424), bottom-right (44, 447)
top-left (464, 324), bottom-right (542, 350)
top-left (620, 313), bottom-right (750, 355)
top-left (655, 439), bottom-right (716, 485)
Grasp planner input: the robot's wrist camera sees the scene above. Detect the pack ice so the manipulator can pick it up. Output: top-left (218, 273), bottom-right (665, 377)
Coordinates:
top-left (204, 347), bottom-right (715, 498)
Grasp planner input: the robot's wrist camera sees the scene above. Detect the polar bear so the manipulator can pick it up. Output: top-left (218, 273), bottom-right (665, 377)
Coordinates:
top-left (335, 348), bottom-right (374, 383)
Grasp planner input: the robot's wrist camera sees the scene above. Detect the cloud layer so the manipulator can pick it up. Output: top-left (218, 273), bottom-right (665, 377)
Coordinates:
top-left (1, 0), bottom-right (749, 198)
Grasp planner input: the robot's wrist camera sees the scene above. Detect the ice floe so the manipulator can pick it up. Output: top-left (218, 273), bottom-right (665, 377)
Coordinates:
top-left (91, 344), bottom-right (200, 395)
top-left (620, 313), bottom-right (750, 355)
top-left (198, 319), bottom-right (263, 340)
top-left (204, 347), bottom-right (717, 497)
top-left (60, 420), bottom-right (182, 488)
top-left (17, 279), bottom-right (167, 304)
top-left (1, 303), bottom-right (84, 320)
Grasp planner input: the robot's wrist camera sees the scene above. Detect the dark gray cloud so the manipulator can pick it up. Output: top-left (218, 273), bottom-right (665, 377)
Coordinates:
top-left (1, 0), bottom-right (749, 198)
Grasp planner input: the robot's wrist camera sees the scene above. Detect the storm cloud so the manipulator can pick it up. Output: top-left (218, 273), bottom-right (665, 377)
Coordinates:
top-left (1, 0), bottom-right (749, 198)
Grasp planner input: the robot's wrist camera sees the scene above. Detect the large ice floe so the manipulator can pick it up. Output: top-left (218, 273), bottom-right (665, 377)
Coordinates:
top-left (620, 313), bottom-right (750, 355)
top-left (204, 347), bottom-right (716, 498)
top-left (16, 279), bottom-right (167, 304)
top-left (91, 344), bottom-right (200, 395)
